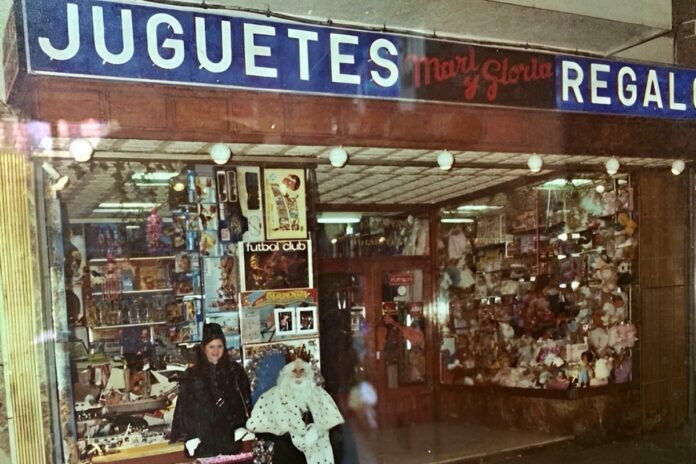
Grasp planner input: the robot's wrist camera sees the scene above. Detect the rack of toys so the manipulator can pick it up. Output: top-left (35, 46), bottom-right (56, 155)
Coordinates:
top-left (439, 175), bottom-right (638, 391)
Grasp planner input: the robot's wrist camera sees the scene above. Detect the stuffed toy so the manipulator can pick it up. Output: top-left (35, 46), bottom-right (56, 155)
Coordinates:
top-left (617, 186), bottom-right (633, 211)
top-left (613, 350), bottom-right (632, 384)
top-left (590, 357), bottom-right (613, 386)
top-left (601, 301), bottom-right (626, 327)
top-left (614, 235), bottom-right (637, 262)
top-left (594, 256), bottom-right (618, 293)
top-left (516, 335), bottom-right (537, 368)
top-left (601, 190), bottom-right (622, 216)
top-left (588, 327), bottom-right (610, 356)
top-left (615, 323), bottom-right (638, 349)
top-left (616, 212), bottom-right (636, 237)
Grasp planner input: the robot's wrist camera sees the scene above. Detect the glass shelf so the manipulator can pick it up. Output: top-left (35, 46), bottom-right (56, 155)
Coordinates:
top-left (88, 255), bottom-right (175, 263)
top-left (92, 288), bottom-right (174, 296)
top-left (91, 322), bottom-right (167, 330)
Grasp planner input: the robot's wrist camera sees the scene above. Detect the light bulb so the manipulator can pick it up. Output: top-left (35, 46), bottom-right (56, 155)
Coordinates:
top-left (605, 157), bottom-right (620, 176)
top-left (671, 159), bottom-right (685, 175)
top-left (328, 147), bottom-right (349, 168)
top-left (437, 150), bottom-right (454, 170)
top-left (209, 143), bottom-right (232, 165)
top-left (527, 154), bottom-right (543, 173)
top-left (69, 138), bottom-right (94, 162)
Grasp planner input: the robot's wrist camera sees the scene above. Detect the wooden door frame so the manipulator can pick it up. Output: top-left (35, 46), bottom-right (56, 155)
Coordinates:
top-left (319, 255), bottom-right (436, 426)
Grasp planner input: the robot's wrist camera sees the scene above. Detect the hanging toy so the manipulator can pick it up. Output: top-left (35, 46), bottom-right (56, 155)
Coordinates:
top-left (146, 208), bottom-right (162, 254)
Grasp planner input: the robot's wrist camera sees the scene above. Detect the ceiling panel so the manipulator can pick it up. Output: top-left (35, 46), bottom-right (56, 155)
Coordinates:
top-left (40, 139), bottom-right (677, 219)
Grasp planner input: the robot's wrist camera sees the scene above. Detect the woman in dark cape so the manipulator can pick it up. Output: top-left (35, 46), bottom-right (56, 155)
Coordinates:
top-left (170, 323), bottom-right (251, 457)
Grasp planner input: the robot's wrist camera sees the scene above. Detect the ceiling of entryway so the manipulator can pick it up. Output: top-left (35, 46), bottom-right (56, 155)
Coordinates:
top-left (40, 138), bottom-right (672, 218)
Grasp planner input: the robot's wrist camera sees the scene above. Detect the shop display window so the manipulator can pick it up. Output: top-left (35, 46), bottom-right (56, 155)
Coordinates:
top-left (44, 160), bottom-right (318, 461)
top-left (438, 175), bottom-right (638, 390)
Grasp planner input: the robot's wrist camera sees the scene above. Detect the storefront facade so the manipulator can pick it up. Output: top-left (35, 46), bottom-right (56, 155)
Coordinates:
top-left (0, 0), bottom-right (694, 462)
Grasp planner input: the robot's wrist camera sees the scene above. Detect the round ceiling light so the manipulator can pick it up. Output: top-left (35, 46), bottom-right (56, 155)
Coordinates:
top-left (436, 150), bottom-right (454, 171)
top-left (328, 146), bottom-right (349, 168)
top-left (209, 143), bottom-right (232, 165)
top-left (527, 154), bottom-right (543, 173)
top-left (671, 159), bottom-right (685, 176)
top-left (605, 157), bottom-right (620, 176)
top-left (69, 138), bottom-right (94, 163)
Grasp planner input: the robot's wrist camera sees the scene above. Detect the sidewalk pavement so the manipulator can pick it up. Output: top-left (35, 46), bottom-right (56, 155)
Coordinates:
top-left (484, 426), bottom-right (696, 464)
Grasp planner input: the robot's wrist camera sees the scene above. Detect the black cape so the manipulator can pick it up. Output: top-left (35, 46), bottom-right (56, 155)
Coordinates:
top-left (170, 360), bottom-right (251, 457)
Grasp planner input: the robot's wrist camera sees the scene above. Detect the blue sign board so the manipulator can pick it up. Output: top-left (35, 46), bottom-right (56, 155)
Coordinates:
top-left (556, 55), bottom-right (696, 119)
top-left (19, 0), bottom-right (555, 108)
top-left (18, 0), bottom-right (696, 119)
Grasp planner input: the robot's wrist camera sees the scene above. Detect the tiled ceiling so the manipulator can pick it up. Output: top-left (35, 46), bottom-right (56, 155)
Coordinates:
top-left (39, 138), bottom-right (673, 219)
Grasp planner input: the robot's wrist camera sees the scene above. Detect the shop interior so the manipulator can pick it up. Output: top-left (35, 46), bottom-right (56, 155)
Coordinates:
top-left (39, 138), bottom-right (671, 462)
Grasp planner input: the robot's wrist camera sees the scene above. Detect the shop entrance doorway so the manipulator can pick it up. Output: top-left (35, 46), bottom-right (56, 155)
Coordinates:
top-left (319, 256), bottom-right (434, 428)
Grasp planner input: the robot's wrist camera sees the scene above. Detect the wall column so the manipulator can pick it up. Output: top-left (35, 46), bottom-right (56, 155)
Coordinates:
top-left (637, 168), bottom-right (689, 431)
top-left (0, 150), bottom-right (50, 464)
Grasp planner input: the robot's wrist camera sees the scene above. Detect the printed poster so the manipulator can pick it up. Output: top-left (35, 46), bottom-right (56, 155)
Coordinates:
top-left (262, 168), bottom-right (307, 240)
top-left (238, 240), bottom-right (312, 292)
top-left (239, 288), bottom-right (317, 344)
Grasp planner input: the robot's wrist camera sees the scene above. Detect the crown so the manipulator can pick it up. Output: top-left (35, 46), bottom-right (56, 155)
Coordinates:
top-left (284, 345), bottom-right (312, 363)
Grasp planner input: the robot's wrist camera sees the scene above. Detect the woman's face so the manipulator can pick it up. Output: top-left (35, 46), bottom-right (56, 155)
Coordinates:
top-left (203, 338), bottom-right (225, 364)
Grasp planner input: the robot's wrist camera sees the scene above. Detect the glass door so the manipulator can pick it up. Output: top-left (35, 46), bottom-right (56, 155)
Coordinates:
top-left (318, 257), bottom-right (433, 429)
top-left (374, 265), bottom-right (432, 427)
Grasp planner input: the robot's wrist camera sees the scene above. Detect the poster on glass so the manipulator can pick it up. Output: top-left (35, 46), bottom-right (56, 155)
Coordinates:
top-left (238, 240), bottom-right (312, 292)
top-left (239, 288), bottom-right (317, 344)
top-left (262, 168), bottom-right (307, 240)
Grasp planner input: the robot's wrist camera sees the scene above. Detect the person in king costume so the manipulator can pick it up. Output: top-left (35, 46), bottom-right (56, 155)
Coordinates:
top-left (246, 352), bottom-right (344, 463)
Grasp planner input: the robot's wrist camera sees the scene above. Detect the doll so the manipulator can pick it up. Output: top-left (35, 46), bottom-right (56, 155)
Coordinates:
top-left (578, 350), bottom-right (593, 388)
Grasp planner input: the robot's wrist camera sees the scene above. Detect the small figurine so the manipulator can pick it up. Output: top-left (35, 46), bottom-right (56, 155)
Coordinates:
top-left (578, 350), bottom-right (593, 388)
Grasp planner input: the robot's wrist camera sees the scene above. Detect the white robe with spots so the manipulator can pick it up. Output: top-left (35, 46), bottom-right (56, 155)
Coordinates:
top-left (246, 361), bottom-right (344, 464)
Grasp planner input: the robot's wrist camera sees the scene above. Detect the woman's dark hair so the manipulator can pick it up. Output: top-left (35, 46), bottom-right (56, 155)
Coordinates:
top-left (197, 323), bottom-right (231, 368)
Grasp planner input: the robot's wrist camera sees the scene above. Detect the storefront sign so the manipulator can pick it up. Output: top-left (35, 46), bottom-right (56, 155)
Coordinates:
top-left (19, 0), bottom-right (695, 119)
top-left (557, 56), bottom-right (696, 119)
top-left (19, 0), bottom-right (554, 108)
